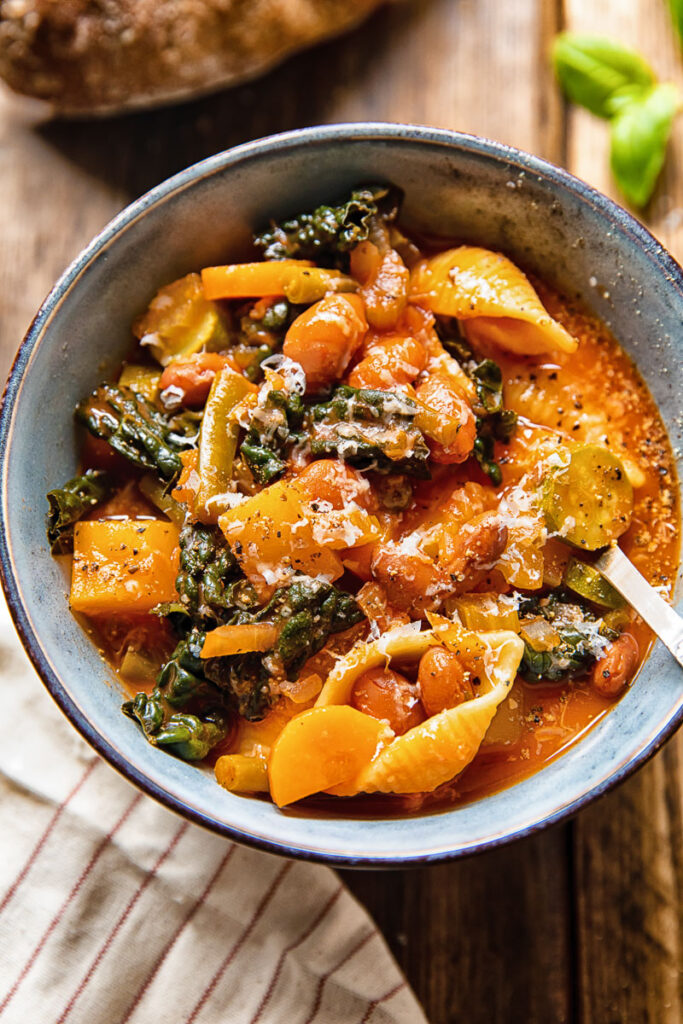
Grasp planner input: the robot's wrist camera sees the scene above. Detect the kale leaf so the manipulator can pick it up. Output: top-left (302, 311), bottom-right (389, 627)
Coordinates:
top-left (520, 627), bottom-right (601, 683)
top-left (76, 384), bottom-right (200, 484)
top-left (518, 592), bottom-right (617, 683)
top-left (254, 185), bottom-right (402, 268)
top-left (165, 523), bottom-right (258, 626)
top-left (471, 359), bottom-right (506, 415)
top-left (124, 577), bottom-right (365, 748)
top-left (46, 469), bottom-right (110, 553)
top-left (473, 408), bottom-right (518, 487)
top-left (234, 299), bottom-right (302, 383)
top-left (122, 628), bottom-right (231, 761)
top-left (308, 385), bottom-right (431, 478)
top-left (203, 576), bottom-right (365, 721)
top-left (239, 387), bottom-right (305, 485)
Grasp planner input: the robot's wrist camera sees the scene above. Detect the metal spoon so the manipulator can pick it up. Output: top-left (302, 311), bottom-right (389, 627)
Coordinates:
top-left (595, 545), bottom-right (683, 670)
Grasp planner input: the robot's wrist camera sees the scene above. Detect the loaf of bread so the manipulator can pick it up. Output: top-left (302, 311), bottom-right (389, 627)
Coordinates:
top-left (0, 0), bottom-right (395, 115)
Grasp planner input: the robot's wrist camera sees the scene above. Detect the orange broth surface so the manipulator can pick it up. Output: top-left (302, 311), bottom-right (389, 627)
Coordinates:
top-left (434, 286), bottom-right (679, 812)
top-left (80, 280), bottom-right (679, 817)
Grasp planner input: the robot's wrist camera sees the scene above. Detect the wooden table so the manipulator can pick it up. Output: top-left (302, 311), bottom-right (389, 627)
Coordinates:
top-left (1, 1), bottom-right (681, 1021)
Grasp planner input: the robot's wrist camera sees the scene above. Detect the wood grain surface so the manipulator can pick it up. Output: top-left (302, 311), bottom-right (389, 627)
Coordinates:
top-left (1, 1), bottom-right (681, 1021)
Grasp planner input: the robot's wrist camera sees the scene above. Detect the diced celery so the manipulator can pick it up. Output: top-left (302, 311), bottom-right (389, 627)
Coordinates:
top-left (138, 473), bottom-right (186, 526)
top-left (454, 593), bottom-right (520, 632)
top-left (282, 268), bottom-right (357, 304)
top-left (564, 558), bottom-right (625, 609)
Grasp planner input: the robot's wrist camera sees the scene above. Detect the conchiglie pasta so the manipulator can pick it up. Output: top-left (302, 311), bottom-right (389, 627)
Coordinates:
top-left (317, 624), bottom-right (524, 795)
top-left (409, 247), bottom-right (577, 356)
top-left (316, 624), bottom-right (439, 707)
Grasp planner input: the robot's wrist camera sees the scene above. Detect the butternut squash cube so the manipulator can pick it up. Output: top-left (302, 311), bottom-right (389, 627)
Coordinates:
top-left (70, 519), bottom-right (179, 614)
top-left (218, 480), bottom-right (343, 588)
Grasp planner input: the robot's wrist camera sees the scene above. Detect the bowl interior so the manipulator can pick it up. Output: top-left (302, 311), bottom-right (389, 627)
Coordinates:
top-left (2, 125), bottom-right (682, 865)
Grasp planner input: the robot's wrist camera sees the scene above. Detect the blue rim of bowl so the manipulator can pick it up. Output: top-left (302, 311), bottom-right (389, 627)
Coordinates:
top-left (1, 122), bottom-right (682, 867)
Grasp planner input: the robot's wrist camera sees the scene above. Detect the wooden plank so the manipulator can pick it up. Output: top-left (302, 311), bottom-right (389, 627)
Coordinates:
top-left (0, 0), bottom-right (556, 378)
top-left (326, 0), bottom-right (559, 155)
top-left (343, 826), bottom-right (573, 1024)
top-left (563, 4), bottom-right (683, 1021)
top-left (0, 2), bottom-right (581, 1022)
top-left (564, 0), bottom-right (683, 260)
top-left (572, 752), bottom-right (683, 1024)
top-left (0, 96), bottom-right (129, 382)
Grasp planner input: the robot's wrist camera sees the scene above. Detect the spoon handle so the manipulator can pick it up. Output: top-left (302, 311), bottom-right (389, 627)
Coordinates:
top-left (595, 546), bottom-right (683, 670)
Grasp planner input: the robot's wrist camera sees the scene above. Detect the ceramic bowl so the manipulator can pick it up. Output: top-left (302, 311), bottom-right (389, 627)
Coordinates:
top-left (1, 124), bottom-right (681, 866)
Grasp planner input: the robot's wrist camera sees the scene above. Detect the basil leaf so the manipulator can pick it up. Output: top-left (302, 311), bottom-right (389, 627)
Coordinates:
top-left (669, 0), bottom-right (683, 42)
top-left (553, 34), bottom-right (655, 118)
top-left (610, 82), bottom-right (679, 208)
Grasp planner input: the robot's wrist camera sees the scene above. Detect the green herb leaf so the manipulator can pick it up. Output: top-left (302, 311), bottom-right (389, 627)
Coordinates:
top-left (552, 34), bottom-right (655, 118)
top-left (609, 82), bottom-right (679, 207)
top-left (669, 0), bottom-right (683, 43)
top-left (309, 385), bottom-right (431, 478)
top-left (46, 469), bottom-right (110, 553)
top-left (254, 185), bottom-right (402, 268)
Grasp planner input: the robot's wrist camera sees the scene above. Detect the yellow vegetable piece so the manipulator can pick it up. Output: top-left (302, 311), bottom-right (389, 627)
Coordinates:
top-left (311, 507), bottom-right (381, 550)
top-left (542, 443), bottom-right (633, 550)
top-left (497, 534), bottom-right (545, 590)
top-left (519, 617), bottom-right (561, 652)
top-left (133, 273), bottom-right (228, 366)
top-left (195, 367), bottom-right (257, 522)
top-left (200, 622), bottom-right (278, 659)
top-left (233, 697), bottom-right (305, 760)
top-left (409, 247), bottom-right (577, 356)
top-left (215, 754), bottom-right (269, 794)
top-left (119, 647), bottom-right (160, 684)
top-left (426, 614), bottom-right (492, 661)
top-left (279, 673), bottom-right (324, 704)
top-left (138, 474), bottom-right (186, 527)
top-left (201, 260), bottom-right (313, 299)
top-left (453, 593), bottom-right (520, 633)
top-left (482, 680), bottom-right (526, 749)
top-left (218, 479), bottom-right (343, 589)
top-left (268, 705), bottom-right (390, 807)
top-left (282, 267), bottom-right (358, 304)
top-left (71, 520), bottom-right (179, 615)
top-left (117, 364), bottom-right (161, 402)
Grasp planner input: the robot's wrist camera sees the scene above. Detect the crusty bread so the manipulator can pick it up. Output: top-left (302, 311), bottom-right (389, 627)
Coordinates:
top-left (0, 0), bottom-right (394, 115)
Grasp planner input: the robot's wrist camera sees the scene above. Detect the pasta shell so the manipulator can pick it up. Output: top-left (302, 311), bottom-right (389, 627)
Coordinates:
top-left (317, 622), bottom-right (524, 796)
top-left (316, 623), bottom-right (439, 707)
top-left (409, 247), bottom-right (577, 356)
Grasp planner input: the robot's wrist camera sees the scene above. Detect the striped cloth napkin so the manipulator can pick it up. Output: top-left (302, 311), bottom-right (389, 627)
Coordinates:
top-left (0, 597), bottom-right (428, 1024)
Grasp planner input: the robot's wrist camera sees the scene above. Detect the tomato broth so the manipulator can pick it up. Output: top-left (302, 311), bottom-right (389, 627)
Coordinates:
top-left (51, 184), bottom-right (680, 814)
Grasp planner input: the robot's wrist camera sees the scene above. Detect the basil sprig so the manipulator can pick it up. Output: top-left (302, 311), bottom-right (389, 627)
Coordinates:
top-left (552, 35), bottom-right (654, 118)
top-left (610, 83), bottom-right (679, 209)
top-left (552, 33), bottom-right (681, 208)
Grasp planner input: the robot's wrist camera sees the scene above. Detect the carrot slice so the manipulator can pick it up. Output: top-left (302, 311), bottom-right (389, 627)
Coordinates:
top-left (268, 705), bottom-right (389, 807)
top-left (201, 261), bottom-right (313, 299)
top-left (200, 622), bottom-right (278, 659)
